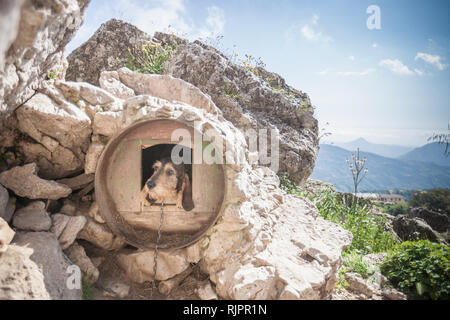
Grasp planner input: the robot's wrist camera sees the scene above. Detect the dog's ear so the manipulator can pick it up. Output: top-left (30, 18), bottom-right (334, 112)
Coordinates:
top-left (182, 173), bottom-right (194, 211)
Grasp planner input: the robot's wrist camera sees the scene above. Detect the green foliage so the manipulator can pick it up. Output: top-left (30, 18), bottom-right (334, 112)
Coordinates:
top-left (342, 251), bottom-right (376, 279)
top-left (82, 277), bottom-right (93, 300)
top-left (384, 202), bottom-right (410, 216)
top-left (46, 69), bottom-right (60, 80)
top-left (222, 83), bottom-right (241, 99)
top-left (0, 152), bottom-right (12, 165)
top-left (380, 240), bottom-right (450, 299)
top-left (124, 41), bottom-right (176, 74)
top-left (280, 173), bottom-right (397, 255)
top-left (408, 189), bottom-right (450, 214)
top-left (335, 267), bottom-right (350, 291)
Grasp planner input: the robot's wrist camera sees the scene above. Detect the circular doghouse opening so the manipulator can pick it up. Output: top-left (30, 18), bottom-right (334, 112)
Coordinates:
top-left (95, 119), bottom-right (225, 250)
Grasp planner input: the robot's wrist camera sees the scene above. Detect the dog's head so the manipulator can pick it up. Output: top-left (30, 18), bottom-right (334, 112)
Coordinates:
top-left (142, 157), bottom-right (194, 211)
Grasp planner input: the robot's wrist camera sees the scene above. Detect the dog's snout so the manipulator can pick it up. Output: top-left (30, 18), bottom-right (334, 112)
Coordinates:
top-left (147, 180), bottom-right (156, 189)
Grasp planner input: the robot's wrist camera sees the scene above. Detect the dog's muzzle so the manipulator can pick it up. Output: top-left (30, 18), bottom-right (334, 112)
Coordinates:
top-left (147, 180), bottom-right (156, 189)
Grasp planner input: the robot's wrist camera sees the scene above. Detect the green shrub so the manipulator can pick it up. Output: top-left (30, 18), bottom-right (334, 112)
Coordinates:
top-left (380, 240), bottom-right (450, 299)
top-left (342, 251), bottom-right (375, 279)
top-left (280, 174), bottom-right (397, 254)
top-left (82, 276), bottom-right (93, 300)
top-left (124, 41), bottom-right (176, 74)
top-left (385, 202), bottom-right (410, 216)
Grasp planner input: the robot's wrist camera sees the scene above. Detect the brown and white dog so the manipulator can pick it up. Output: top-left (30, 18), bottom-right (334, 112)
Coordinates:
top-left (140, 157), bottom-right (194, 211)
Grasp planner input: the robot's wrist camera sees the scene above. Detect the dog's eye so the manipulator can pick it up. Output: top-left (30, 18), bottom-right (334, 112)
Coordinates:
top-left (166, 170), bottom-right (174, 176)
top-left (153, 165), bottom-right (160, 170)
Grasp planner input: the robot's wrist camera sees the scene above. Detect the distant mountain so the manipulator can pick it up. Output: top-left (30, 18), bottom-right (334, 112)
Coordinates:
top-left (398, 142), bottom-right (449, 167)
top-left (310, 144), bottom-right (450, 192)
top-left (334, 138), bottom-right (414, 158)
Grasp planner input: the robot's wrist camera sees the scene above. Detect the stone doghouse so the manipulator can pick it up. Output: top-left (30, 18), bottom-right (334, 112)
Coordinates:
top-left (0, 2), bottom-right (351, 299)
top-left (1, 68), bottom-right (352, 299)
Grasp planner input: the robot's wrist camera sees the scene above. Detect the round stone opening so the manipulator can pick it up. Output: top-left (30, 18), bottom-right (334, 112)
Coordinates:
top-left (95, 119), bottom-right (225, 250)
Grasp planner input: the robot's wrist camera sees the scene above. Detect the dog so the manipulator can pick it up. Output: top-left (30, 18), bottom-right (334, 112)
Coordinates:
top-left (141, 157), bottom-right (194, 211)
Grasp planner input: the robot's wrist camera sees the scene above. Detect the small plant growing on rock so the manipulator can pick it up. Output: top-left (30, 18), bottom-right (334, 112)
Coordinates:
top-left (380, 240), bottom-right (450, 300)
top-left (46, 69), bottom-right (60, 80)
top-left (124, 41), bottom-right (176, 74)
top-left (222, 82), bottom-right (241, 99)
top-left (343, 251), bottom-right (375, 279)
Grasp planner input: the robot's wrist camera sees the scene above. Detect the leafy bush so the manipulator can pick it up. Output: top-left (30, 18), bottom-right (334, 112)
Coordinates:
top-left (280, 174), bottom-right (397, 254)
top-left (342, 251), bottom-right (375, 279)
top-left (409, 189), bottom-right (450, 214)
top-left (380, 240), bottom-right (450, 299)
top-left (124, 41), bottom-right (176, 74)
top-left (385, 202), bottom-right (410, 216)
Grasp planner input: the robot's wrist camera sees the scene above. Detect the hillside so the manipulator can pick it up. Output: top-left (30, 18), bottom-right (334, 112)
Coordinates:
top-left (334, 138), bottom-right (414, 158)
top-left (398, 142), bottom-right (449, 167)
top-left (310, 144), bottom-right (450, 192)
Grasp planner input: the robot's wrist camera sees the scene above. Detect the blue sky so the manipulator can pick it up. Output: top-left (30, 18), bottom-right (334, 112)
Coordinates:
top-left (67, 0), bottom-right (450, 147)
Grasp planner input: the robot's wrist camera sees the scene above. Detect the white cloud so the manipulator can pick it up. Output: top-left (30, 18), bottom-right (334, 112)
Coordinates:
top-left (114, 0), bottom-right (191, 35)
top-left (312, 14), bottom-right (319, 25)
top-left (372, 43), bottom-right (378, 48)
top-left (379, 59), bottom-right (414, 75)
top-left (337, 68), bottom-right (376, 76)
top-left (318, 69), bottom-right (330, 76)
top-left (348, 55), bottom-right (355, 61)
top-left (415, 52), bottom-right (447, 70)
top-left (197, 6), bottom-right (226, 39)
top-left (414, 69), bottom-right (424, 76)
top-left (285, 15), bottom-right (332, 44)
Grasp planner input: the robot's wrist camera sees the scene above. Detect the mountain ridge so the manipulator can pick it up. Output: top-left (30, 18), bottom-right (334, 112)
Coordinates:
top-left (333, 137), bottom-right (414, 158)
top-left (310, 144), bottom-right (450, 192)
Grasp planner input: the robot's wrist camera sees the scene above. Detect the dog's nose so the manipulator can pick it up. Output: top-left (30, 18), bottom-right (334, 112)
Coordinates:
top-left (147, 181), bottom-right (156, 189)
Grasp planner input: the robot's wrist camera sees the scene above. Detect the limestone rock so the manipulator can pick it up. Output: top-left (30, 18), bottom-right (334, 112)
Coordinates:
top-left (408, 207), bottom-right (450, 233)
top-left (87, 201), bottom-right (105, 224)
top-left (0, 163), bottom-right (72, 199)
top-left (0, 183), bottom-right (9, 219)
top-left (393, 215), bottom-right (445, 243)
top-left (77, 217), bottom-right (125, 250)
top-left (0, 243), bottom-right (50, 299)
top-left (160, 32), bottom-right (318, 184)
top-left (14, 90), bottom-right (92, 179)
top-left (12, 201), bottom-right (52, 231)
top-left (0, 217), bottom-right (15, 253)
top-left (51, 214), bottom-right (87, 249)
top-left (99, 70), bottom-right (135, 99)
top-left (116, 248), bottom-right (190, 282)
top-left (50, 213), bottom-right (70, 238)
top-left (0, 0), bottom-right (90, 122)
top-left (2, 195), bottom-right (16, 224)
top-left (13, 231), bottom-right (83, 299)
top-left (67, 19), bottom-right (152, 84)
top-left (65, 242), bottom-right (99, 284)
top-left (85, 142), bottom-right (104, 174)
top-left (196, 281), bottom-right (218, 300)
top-left (66, 20), bottom-right (319, 184)
top-left (345, 272), bottom-right (382, 298)
top-left (382, 288), bottom-right (407, 300)
top-left (203, 168), bottom-right (353, 300)
top-left (102, 281), bottom-right (130, 299)
top-left (56, 173), bottom-right (94, 191)
top-left (70, 70), bottom-right (348, 300)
